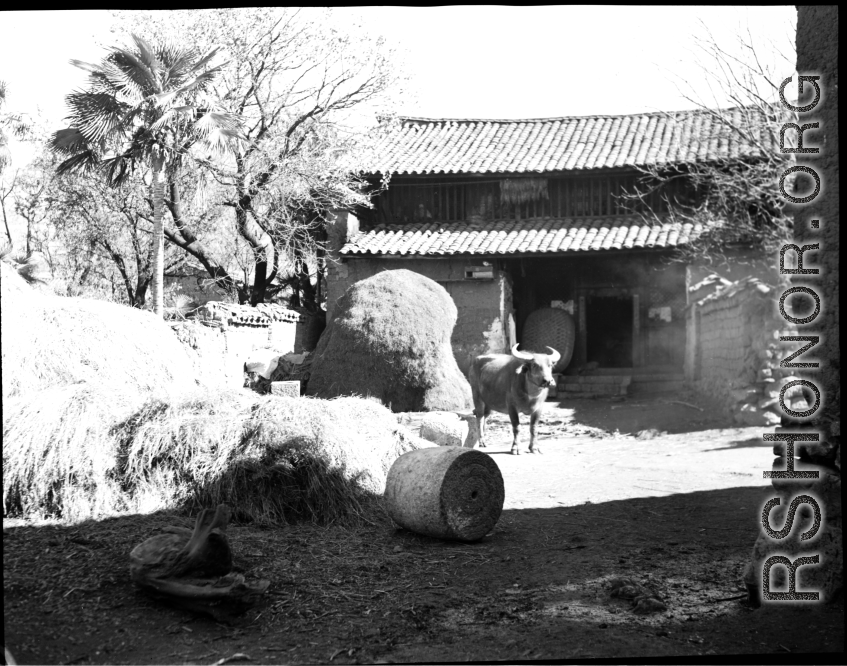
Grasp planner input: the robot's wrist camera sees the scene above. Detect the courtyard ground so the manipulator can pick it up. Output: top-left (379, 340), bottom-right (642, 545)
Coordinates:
top-left (4, 393), bottom-right (844, 663)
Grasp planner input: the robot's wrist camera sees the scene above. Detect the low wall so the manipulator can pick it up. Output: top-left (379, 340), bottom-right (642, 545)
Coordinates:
top-left (171, 302), bottom-right (302, 390)
top-left (689, 277), bottom-right (800, 426)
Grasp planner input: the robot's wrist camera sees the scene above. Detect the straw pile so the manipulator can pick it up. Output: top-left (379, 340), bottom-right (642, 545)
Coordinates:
top-left (1, 262), bottom-right (197, 400)
top-left (307, 269), bottom-right (472, 412)
top-left (113, 391), bottom-right (427, 525)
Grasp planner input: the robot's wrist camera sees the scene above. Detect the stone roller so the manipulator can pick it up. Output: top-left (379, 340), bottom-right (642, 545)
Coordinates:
top-left (384, 447), bottom-right (505, 542)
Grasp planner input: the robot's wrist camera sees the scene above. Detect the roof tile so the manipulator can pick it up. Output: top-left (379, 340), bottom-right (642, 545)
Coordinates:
top-left (340, 217), bottom-right (714, 257)
top-left (367, 107), bottom-right (769, 175)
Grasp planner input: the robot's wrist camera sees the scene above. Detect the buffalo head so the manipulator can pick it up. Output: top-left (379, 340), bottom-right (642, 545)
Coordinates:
top-left (511, 344), bottom-right (560, 389)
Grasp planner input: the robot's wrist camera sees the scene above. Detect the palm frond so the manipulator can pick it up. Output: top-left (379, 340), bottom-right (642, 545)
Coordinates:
top-left (130, 34), bottom-right (164, 81)
top-left (148, 105), bottom-right (196, 132)
top-left (157, 43), bottom-right (200, 86)
top-left (187, 47), bottom-right (221, 75)
top-left (69, 59), bottom-right (103, 75)
top-left (65, 91), bottom-right (130, 144)
top-left (49, 128), bottom-right (92, 157)
top-left (111, 48), bottom-right (161, 95)
top-left (55, 149), bottom-right (101, 176)
top-left (154, 66), bottom-right (221, 109)
top-left (101, 152), bottom-right (137, 187)
top-left (197, 127), bottom-right (246, 158)
top-left (194, 110), bottom-right (243, 135)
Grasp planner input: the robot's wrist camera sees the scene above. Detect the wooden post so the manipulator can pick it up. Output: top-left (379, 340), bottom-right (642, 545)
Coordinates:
top-left (578, 294), bottom-right (587, 367)
top-left (632, 292), bottom-right (641, 368)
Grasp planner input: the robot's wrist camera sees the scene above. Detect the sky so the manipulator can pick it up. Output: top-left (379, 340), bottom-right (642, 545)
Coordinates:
top-left (1, 6), bottom-right (796, 165)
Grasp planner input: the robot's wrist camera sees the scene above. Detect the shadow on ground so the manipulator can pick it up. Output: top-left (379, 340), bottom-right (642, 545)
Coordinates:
top-left (5, 485), bottom-right (843, 664)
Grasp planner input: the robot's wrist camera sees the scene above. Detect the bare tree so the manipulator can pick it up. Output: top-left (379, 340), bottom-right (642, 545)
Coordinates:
top-left (115, 8), bottom-right (404, 309)
top-left (623, 19), bottom-right (798, 271)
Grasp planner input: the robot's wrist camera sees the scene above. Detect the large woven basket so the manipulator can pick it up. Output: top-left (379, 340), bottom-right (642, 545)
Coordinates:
top-left (521, 307), bottom-right (575, 373)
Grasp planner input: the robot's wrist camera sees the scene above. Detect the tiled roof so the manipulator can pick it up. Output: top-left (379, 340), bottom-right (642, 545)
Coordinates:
top-left (198, 302), bottom-right (303, 326)
top-left (340, 217), bottom-right (713, 256)
top-left (366, 108), bottom-right (770, 175)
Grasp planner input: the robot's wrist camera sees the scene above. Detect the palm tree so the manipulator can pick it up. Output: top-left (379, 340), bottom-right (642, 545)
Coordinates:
top-left (50, 35), bottom-right (244, 317)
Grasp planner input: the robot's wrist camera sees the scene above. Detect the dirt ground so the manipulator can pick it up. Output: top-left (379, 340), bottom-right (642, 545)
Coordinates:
top-left (4, 393), bottom-right (844, 664)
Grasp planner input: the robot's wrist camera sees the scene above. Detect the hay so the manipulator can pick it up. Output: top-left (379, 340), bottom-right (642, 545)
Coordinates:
top-left (113, 391), bottom-right (428, 526)
top-left (384, 447), bottom-right (505, 542)
top-left (2, 382), bottom-right (139, 520)
top-left (4, 383), bottom-right (428, 524)
top-left (1, 262), bottom-right (197, 400)
top-left (307, 269), bottom-right (472, 412)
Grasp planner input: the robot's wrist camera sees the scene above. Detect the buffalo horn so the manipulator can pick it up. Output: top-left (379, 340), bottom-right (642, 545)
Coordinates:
top-left (546, 346), bottom-right (561, 365)
top-left (511, 344), bottom-right (534, 360)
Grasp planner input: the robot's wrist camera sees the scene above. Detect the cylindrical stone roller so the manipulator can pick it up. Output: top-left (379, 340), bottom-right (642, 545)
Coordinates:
top-left (384, 447), bottom-right (504, 542)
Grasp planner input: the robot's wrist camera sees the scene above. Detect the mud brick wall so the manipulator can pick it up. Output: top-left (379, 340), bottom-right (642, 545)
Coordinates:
top-left (692, 278), bottom-right (800, 427)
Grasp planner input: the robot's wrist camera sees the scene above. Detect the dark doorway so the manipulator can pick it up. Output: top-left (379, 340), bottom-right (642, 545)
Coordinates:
top-left (586, 296), bottom-right (633, 367)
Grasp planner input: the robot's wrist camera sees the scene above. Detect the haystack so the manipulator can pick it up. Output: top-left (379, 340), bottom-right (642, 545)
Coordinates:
top-left (114, 391), bottom-right (430, 525)
top-left (3, 382), bottom-right (140, 520)
top-left (1, 261), bottom-right (197, 400)
top-left (4, 384), bottom-right (430, 523)
top-left (307, 269), bottom-right (472, 412)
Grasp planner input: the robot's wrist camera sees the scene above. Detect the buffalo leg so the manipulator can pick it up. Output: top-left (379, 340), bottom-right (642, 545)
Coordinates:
top-left (508, 407), bottom-right (520, 455)
top-left (529, 411), bottom-right (543, 454)
top-left (475, 406), bottom-right (490, 448)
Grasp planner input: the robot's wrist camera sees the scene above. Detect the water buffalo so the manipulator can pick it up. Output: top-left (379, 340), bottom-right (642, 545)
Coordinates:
top-left (469, 344), bottom-right (560, 455)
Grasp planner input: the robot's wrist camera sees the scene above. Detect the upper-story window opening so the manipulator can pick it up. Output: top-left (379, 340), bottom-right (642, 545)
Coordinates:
top-left (369, 174), bottom-right (693, 226)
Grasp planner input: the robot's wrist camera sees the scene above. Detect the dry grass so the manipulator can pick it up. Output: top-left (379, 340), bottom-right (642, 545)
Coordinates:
top-left (3, 383), bottom-right (140, 521)
top-left (1, 262), bottom-right (197, 400)
top-left (114, 391), bottom-right (427, 526)
top-left (3, 381), bottom-right (427, 524)
top-left (307, 269), bottom-right (472, 412)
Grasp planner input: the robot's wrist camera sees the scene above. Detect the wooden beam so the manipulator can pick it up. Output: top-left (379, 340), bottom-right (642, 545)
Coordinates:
top-left (632, 292), bottom-right (642, 368)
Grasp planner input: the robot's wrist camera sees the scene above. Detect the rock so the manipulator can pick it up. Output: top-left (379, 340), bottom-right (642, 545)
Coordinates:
top-left (758, 396), bottom-right (779, 410)
top-left (730, 388), bottom-right (759, 403)
top-left (456, 412), bottom-right (481, 448)
top-left (758, 368), bottom-right (773, 380)
top-left (761, 410), bottom-right (782, 426)
top-left (420, 412), bottom-right (468, 447)
top-left (282, 352), bottom-right (309, 365)
top-left (271, 380), bottom-right (300, 398)
top-left (244, 349), bottom-right (280, 380)
top-left (734, 404), bottom-right (770, 427)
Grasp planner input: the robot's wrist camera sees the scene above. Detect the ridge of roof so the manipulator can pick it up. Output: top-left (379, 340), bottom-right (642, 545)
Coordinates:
top-left (395, 106), bottom-right (748, 125)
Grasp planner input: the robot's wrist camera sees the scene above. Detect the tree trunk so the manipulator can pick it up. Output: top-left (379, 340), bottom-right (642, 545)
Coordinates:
top-left (234, 204), bottom-right (273, 306)
top-left (150, 155), bottom-right (166, 317)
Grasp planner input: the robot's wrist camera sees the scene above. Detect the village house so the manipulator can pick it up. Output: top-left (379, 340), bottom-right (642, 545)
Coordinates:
top-left (324, 109), bottom-right (777, 400)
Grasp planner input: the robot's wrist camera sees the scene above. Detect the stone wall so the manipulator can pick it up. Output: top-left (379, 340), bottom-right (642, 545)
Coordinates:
top-left (690, 277), bottom-right (801, 427)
